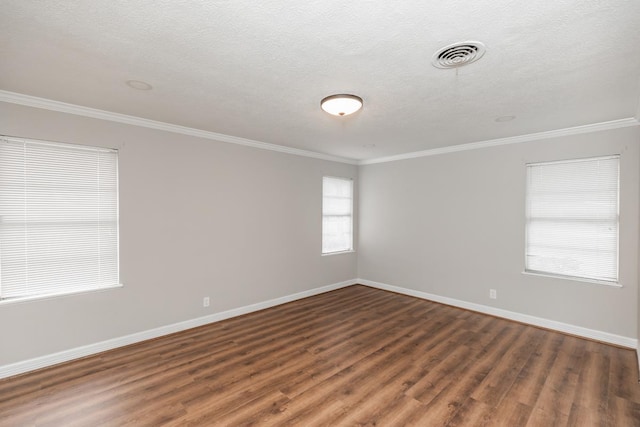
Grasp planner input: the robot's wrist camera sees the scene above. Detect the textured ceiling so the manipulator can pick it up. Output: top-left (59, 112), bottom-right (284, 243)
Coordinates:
top-left (1, 0), bottom-right (639, 161)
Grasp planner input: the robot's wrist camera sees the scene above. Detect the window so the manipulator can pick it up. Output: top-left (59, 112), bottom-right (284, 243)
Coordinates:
top-left (322, 176), bottom-right (353, 254)
top-left (525, 155), bottom-right (619, 284)
top-left (0, 136), bottom-right (119, 301)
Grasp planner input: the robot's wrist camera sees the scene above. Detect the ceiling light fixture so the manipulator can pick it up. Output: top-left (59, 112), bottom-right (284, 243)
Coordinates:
top-left (126, 80), bottom-right (153, 90)
top-left (321, 94), bottom-right (363, 116)
top-left (495, 115), bottom-right (516, 122)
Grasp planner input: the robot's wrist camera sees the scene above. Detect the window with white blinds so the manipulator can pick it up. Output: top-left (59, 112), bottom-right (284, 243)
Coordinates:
top-left (0, 136), bottom-right (119, 301)
top-left (525, 155), bottom-right (619, 284)
top-left (322, 176), bottom-right (353, 254)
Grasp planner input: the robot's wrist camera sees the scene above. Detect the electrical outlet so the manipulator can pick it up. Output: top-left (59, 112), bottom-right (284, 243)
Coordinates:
top-left (489, 289), bottom-right (497, 299)
top-left (203, 297), bottom-right (210, 307)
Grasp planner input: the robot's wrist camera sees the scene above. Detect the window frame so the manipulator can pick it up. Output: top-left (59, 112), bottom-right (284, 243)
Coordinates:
top-left (322, 176), bottom-right (354, 255)
top-left (523, 155), bottom-right (620, 286)
top-left (0, 135), bottom-right (121, 304)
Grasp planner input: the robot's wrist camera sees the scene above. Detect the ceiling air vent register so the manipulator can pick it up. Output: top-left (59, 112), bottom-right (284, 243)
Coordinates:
top-left (432, 41), bottom-right (486, 69)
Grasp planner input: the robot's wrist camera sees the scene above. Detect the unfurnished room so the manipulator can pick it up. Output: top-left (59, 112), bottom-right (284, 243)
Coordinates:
top-left (0, 1), bottom-right (639, 426)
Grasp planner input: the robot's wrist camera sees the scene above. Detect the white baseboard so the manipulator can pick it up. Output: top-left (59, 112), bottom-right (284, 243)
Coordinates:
top-left (358, 278), bottom-right (637, 349)
top-left (0, 279), bottom-right (357, 380)
top-left (3, 278), bottom-right (636, 380)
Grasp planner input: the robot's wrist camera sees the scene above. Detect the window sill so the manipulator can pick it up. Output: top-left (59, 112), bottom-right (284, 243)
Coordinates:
top-left (322, 250), bottom-right (355, 257)
top-left (522, 270), bottom-right (621, 288)
top-left (0, 283), bottom-right (123, 306)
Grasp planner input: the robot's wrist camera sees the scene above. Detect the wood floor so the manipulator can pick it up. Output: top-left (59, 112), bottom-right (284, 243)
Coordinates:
top-left (1, 285), bottom-right (639, 426)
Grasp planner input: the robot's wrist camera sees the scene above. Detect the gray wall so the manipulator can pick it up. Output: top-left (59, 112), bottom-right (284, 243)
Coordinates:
top-left (0, 102), bottom-right (358, 366)
top-left (1, 100), bottom-right (638, 368)
top-left (358, 126), bottom-right (639, 339)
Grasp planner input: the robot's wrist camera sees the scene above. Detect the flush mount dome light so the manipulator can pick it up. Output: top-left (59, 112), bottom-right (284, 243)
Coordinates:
top-left (321, 94), bottom-right (363, 116)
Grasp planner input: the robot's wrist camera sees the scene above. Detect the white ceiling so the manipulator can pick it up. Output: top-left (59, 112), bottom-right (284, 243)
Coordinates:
top-left (1, 0), bottom-right (639, 161)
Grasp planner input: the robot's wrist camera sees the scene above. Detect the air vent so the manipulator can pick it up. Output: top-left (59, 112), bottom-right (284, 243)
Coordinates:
top-left (432, 41), bottom-right (486, 69)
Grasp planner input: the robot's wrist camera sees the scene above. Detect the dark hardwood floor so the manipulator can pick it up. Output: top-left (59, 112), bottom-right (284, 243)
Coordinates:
top-left (1, 285), bottom-right (639, 426)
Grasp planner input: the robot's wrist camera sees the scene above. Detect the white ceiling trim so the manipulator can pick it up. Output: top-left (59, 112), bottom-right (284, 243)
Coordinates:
top-left (1, 90), bottom-right (638, 167)
top-left (0, 90), bottom-right (358, 165)
top-left (358, 118), bottom-right (640, 165)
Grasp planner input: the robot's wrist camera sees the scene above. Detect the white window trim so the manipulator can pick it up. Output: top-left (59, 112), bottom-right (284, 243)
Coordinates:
top-left (523, 154), bottom-right (620, 286)
top-left (321, 249), bottom-right (355, 257)
top-left (0, 283), bottom-right (123, 306)
top-left (0, 135), bottom-right (121, 302)
top-left (322, 176), bottom-right (354, 255)
top-left (521, 270), bottom-right (622, 288)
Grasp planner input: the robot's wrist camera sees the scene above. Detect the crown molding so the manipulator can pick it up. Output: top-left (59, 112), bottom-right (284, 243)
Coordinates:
top-left (358, 117), bottom-right (640, 165)
top-left (2, 90), bottom-right (637, 167)
top-left (0, 90), bottom-right (358, 165)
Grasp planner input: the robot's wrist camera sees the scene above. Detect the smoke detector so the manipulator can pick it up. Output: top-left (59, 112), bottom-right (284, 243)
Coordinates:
top-left (432, 41), bottom-right (486, 69)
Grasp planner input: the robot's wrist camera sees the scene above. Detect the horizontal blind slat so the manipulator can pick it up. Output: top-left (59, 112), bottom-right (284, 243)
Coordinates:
top-left (0, 136), bottom-right (119, 299)
top-left (525, 155), bottom-right (619, 283)
top-left (322, 177), bottom-right (353, 253)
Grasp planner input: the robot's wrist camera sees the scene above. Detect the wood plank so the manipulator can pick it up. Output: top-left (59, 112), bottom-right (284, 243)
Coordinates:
top-left (0, 285), bottom-right (638, 426)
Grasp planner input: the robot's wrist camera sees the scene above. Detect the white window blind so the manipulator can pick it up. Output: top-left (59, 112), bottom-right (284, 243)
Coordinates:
top-left (0, 136), bottom-right (119, 300)
top-left (322, 176), bottom-right (353, 254)
top-left (525, 155), bottom-right (619, 283)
